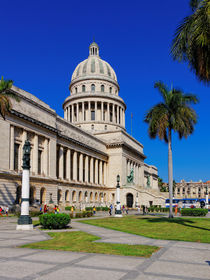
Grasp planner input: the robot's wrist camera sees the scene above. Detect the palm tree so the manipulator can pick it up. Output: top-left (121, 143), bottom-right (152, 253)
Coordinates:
top-left (144, 81), bottom-right (198, 218)
top-left (0, 76), bottom-right (18, 119)
top-left (171, 0), bottom-right (210, 84)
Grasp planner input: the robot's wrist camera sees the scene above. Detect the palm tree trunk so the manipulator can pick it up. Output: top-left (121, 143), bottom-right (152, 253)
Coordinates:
top-left (168, 128), bottom-right (173, 218)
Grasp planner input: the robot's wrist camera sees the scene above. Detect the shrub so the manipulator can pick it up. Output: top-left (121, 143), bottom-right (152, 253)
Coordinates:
top-left (96, 207), bottom-right (102, 211)
top-left (101, 207), bottom-right (109, 211)
top-left (65, 206), bottom-right (71, 211)
top-left (85, 207), bottom-right (93, 211)
top-left (86, 211), bottom-right (93, 217)
top-left (39, 213), bottom-right (70, 229)
top-left (181, 208), bottom-right (208, 217)
top-left (75, 212), bottom-right (82, 218)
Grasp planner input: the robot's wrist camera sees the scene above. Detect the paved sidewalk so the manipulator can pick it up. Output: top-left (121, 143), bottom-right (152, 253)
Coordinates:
top-left (0, 217), bottom-right (209, 280)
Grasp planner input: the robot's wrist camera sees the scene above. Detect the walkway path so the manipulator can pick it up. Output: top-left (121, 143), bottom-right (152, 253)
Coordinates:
top-left (0, 217), bottom-right (209, 280)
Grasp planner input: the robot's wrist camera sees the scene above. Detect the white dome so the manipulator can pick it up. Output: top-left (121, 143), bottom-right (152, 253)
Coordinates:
top-left (71, 42), bottom-right (118, 83)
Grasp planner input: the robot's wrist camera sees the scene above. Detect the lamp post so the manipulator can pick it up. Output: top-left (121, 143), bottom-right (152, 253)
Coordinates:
top-left (17, 140), bottom-right (33, 230)
top-left (206, 185), bottom-right (209, 210)
top-left (115, 175), bottom-right (122, 217)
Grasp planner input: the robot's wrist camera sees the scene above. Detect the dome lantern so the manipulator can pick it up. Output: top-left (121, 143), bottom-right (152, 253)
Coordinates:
top-left (89, 42), bottom-right (99, 57)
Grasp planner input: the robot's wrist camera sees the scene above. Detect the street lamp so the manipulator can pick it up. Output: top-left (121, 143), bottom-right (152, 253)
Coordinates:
top-left (115, 175), bottom-right (122, 217)
top-left (17, 140), bottom-right (33, 230)
top-left (205, 185), bottom-right (209, 209)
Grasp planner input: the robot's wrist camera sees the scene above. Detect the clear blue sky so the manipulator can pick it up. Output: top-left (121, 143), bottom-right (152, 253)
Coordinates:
top-left (1, 0), bottom-right (209, 183)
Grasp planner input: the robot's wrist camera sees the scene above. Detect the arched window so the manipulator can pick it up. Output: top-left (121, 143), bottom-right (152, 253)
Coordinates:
top-left (72, 190), bottom-right (76, 202)
top-left (79, 191), bottom-right (82, 202)
top-left (75, 87), bottom-right (78, 93)
top-left (109, 87), bottom-right (112, 93)
top-left (82, 85), bottom-right (86, 92)
top-left (101, 85), bottom-right (104, 92)
top-left (91, 84), bottom-right (95, 92)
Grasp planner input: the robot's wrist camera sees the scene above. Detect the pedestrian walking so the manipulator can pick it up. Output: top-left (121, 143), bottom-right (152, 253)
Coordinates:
top-left (5, 206), bottom-right (9, 217)
top-left (126, 207), bottom-right (128, 214)
top-left (0, 206), bottom-right (3, 217)
top-left (143, 205), bottom-right (146, 215)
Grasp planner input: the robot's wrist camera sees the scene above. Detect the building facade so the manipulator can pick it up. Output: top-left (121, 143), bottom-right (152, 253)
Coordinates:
top-left (0, 42), bottom-right (166, 208)
top-left (174, 180), bottom-right (210, 199)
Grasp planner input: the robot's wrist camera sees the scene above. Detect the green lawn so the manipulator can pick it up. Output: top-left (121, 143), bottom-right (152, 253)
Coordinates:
top-left (80, 216), bottom-right (210, 243)
top-left (21, 231), bottom-right (159, 258)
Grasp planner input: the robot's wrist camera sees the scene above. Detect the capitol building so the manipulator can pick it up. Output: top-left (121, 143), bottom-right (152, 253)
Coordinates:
top-left (0, 42), bottom-right (166, 208)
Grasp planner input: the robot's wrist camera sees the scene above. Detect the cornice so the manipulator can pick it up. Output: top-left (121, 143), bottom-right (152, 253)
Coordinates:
top-left (63, 92), bottom-right (126, 109)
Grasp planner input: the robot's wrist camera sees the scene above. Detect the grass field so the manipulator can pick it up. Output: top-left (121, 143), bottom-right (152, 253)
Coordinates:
top-left (80, 216), bottom-right (210, 243)
top-left (21, 231), bottom-right (159, 258)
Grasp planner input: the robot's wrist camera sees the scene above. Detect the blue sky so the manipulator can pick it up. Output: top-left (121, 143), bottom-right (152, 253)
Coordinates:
top-left (1, 0), bottom-right (209, 183)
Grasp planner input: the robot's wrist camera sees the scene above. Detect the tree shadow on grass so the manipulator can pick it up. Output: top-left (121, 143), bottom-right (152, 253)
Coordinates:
top-left (137, 217), bottom-right (210, 232)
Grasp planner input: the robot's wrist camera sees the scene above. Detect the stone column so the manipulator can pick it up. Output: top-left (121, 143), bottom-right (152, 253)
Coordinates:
top-left (64, 109), bottom-right (67, 120)
top-left (88, 101), bottom-right (91, 121)
top-left (59, 146), bottom-right (64, 179)
top-left (85, 155), bottom-right (89, 183)
top-left (71, 105), bottom-right (74, 122)
top-left (99, 161), bottom-right (102, 185)
top-left (68, 107), bottom-right (70, 121)
top-left (43, 138), bottom-right (48, 176)
top-left (76, 103), bottom-right (79, 122)
top-left (107, 103), bottom-right (110, 122)
top-left (33, 135), bottom-right (38, 174)
top-left (95, 101), bottom-right (97, 121)
top-left (95, 159), bottom-right (98, 184)
top-left (66, 149), bottom-right (71, 180)
top-left (127, 160), bottom-right (130, 176)
top-left (79, 153), bottom-right (83, 182)
top-left (90, 157), bottom-right (93, 183)
top-left (10, 125), bottom-right (14, 170)
top-left (112, 104), bottom-right (114, 122)
top-left (101, 102), bottom-right (104, 121)
top-left (73, 151), bottom-right (77, 181)
top-left (82, 102), bottom-right (84, 122)
top-left (104, 162), bottom-right (107, 185)
top-left (117, 106), bottom-right (119, 124)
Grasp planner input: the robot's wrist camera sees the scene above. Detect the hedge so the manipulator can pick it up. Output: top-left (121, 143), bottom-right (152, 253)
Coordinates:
top-left (181, 208), bottom-right (208, 216)
top-left (85, 207), bottom-right (93, 211)
top-left (39, 213), bottom-right (70, 229)
top-left (65, 206), bottom-right (75, 211)
top-left (85, 206), bottom-right (109, 211)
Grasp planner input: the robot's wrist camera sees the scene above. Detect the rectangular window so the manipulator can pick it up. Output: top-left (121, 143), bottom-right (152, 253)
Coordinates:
top-left (14, 143), bottom-right (19, 171)
top-left (91, 110), bottom-right (95, 121)
top-left (38, 150), bottom-right (42, 175)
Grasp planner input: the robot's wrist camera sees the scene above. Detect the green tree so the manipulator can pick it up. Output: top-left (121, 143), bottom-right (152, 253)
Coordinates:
top-left (0, 76), bottom-right (18, 119)
top-left (158, 177), bottom-right (167, 192)
top-left (144, 81), bottom-right (198, 218)
top-left (171, 0), bottom-right (210, 83)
